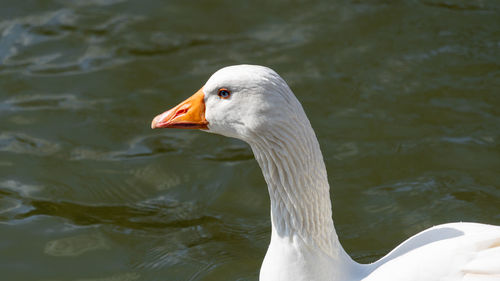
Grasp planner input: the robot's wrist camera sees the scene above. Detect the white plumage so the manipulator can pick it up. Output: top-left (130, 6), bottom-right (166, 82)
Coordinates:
top-left (152, 65), bottom-right (500, 281)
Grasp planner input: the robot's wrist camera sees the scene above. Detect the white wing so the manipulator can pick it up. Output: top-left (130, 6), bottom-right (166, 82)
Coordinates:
top-left (362, 222), bottom-right (500, 281)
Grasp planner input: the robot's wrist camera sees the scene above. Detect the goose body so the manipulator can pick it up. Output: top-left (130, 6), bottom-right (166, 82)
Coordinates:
top-left (152, 65), bottom-right (500, 281)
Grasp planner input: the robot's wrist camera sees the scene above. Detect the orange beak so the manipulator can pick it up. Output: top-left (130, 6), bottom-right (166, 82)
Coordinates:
top-left (151, 88), bottom-right (209, 130)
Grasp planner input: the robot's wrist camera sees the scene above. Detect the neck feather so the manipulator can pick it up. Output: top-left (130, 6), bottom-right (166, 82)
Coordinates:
top-left (249, 117), bottom-right (342, 257)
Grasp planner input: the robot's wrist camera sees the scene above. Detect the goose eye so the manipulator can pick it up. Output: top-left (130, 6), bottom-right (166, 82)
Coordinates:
top-left (218, 88), bottom-right (231, 99)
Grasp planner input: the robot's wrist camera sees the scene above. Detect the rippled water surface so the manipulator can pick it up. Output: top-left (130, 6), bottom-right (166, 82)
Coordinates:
top-left (1, 0), bottom-right (499, 280)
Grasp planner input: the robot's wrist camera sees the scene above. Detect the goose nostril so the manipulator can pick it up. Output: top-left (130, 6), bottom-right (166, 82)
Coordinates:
top-left (173, 107), bottom-right (189, 119)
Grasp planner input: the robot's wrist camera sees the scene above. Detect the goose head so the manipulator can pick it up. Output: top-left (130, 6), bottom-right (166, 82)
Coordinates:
top-left (151, 65), bottom-right (305, 142)
top-left (151, 65), bottom-right (340, 269)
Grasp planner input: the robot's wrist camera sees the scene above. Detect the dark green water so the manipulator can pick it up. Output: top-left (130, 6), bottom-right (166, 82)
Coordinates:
top-left (1, 0), bottom-right (499, 280)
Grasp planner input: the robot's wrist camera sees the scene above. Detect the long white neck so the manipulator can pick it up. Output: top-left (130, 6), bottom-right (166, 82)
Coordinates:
top-left (248, 116), bottom-right (346, 259)
top-left (248, 113), bottom-right (360, 280)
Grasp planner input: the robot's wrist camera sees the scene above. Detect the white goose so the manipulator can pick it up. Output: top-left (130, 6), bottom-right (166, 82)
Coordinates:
top-left (151, 65), bottom-right (500, 281)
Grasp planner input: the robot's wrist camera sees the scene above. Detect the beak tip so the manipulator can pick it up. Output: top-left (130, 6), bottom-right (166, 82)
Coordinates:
top-left (151, 115), bottom-right (160, 129)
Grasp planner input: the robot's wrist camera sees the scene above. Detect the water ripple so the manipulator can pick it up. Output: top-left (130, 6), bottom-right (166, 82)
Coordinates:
top-left (1, 94), bottom-right (108, 112)
top-left (420, 0), bottom-right (498, 11)
top-left (69, 0), bottom-right (128, 8)
top-left (0, 8), bottom-right (141, 76)
top-left (0, 179), bottom-right (43, 198)
top-left (0, 9), bottom-right (76, 65)
top-left (0, 132), bottom-right (60, 156)
top-left (47, 272), bottom-right (141, 281)
top-left (70, 134), bottom-right (186, 161)
top-left (15, 199), bottom-right (220, 231)
top-left (199, 144), bottom-right (253, 162)
top-left (44, 232), bottom-right (109, 257)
